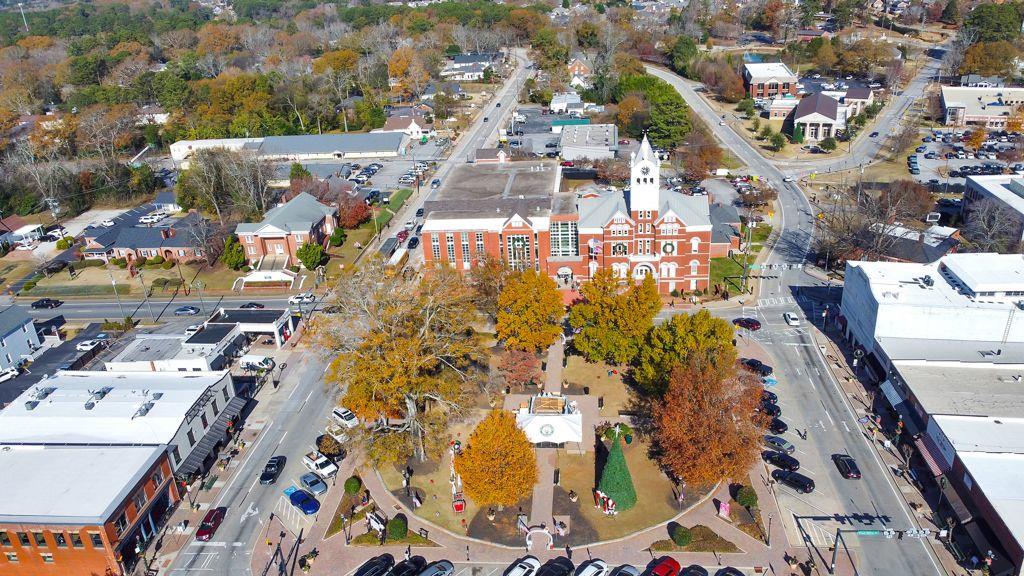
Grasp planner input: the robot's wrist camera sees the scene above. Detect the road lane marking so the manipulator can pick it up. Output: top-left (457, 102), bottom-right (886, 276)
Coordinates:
top-left (842, 421), bottom-right (851, 432)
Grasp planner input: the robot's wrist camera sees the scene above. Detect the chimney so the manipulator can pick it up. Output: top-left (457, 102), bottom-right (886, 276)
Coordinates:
top-left (161, 228), bottom-right (175, 239)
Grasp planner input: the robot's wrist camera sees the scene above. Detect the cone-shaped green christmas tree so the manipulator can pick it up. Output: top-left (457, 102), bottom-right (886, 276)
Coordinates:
top-left (598, 431), bottom-right (637, 511)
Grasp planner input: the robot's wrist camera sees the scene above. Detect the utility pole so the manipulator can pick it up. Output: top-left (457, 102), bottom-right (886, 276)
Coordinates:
top-left (136, 267), bottom-right (156, 321)
top-left (17, 3), bottom-right (28, 32)
top-left (106, 268), bottom-right (126, 320)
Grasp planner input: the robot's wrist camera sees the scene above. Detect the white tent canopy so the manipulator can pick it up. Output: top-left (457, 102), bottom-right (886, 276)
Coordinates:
top-left (516, 412), bottom-right (583, 445)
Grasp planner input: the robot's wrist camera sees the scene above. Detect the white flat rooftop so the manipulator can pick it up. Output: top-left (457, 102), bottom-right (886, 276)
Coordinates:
top-left (956, 451), bottom-right (1024, 550)
top-left (849, 253), bottom-right (1024, 308)
top-left (932, 415), bottom-right (1024, 454)
top-left (0, 445), bottom-right (164, 524)
top-left (942, 252), bottom-right (1024, 294)
top-left (744, 62), bottom-right (796, 79)
top-left (965, 175), bottom-right (1024, 214)
top-left (893, 361), bottom-right (1024, 418)
top-left (0, 371), bottom-right (230, 445)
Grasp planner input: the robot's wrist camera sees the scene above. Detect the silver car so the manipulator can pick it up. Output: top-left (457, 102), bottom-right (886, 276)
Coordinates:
top-left (300, 472), bottom-right (328, 495)
top-left (418, 561), bottom-right (454, 576)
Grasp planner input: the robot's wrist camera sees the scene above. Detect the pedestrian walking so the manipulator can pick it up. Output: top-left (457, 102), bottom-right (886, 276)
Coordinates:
top-left (565, 545), bottom-right (572, 560)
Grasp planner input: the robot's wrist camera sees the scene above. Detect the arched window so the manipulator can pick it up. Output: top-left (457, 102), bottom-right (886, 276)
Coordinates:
top-left (689, 259), bottom-right (700, 276)
top-left (691, 237), bottom-right (701, 253)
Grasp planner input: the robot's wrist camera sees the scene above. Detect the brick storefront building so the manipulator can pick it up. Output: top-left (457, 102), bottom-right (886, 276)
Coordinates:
top-left (421, 137), bottom-right (712, 293)
top-left (743, 62), bottom-right (799, 99)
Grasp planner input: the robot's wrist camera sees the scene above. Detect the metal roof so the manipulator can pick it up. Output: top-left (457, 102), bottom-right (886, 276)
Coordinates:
top-left (257, 133), bottom-right (405, 157)
top-left (0, 305), bottom-right (33, 337)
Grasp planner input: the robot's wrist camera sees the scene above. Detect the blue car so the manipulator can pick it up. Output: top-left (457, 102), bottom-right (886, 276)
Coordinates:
top-left (289, 489), bottom-right (321, 515)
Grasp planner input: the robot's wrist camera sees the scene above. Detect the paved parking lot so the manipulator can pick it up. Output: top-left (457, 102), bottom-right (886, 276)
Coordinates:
top-left (902, 133), bottom-right (1018, 187)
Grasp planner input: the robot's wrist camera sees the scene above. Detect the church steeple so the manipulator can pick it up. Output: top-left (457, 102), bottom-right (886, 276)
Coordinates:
top-left (629, 134), bottom-right (660, 213)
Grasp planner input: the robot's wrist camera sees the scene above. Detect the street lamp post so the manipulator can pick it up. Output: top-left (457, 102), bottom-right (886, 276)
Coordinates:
top-left (193, 280), bottom-right (207, 314)
top-left (767, 512), bottom-right (773, 547)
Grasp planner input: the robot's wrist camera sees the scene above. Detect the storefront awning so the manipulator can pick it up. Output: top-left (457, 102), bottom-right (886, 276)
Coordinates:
top-left (914, 437), bottom-right (947, 477)
top-left (881, 379), bottom-right (904, 408)
top-left (176, 396), bottom-right (248, 477)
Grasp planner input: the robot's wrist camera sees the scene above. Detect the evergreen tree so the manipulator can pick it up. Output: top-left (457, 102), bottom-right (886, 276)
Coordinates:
top-left (941, 0), bottom-right (959, 23)
top-left (792, 124), bottom-right (804, 144)
top-left (598, 432), bottom-right (637, 511)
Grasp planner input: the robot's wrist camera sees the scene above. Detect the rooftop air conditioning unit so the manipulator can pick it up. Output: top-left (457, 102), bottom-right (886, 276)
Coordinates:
top-left (24, 400), bottom-right (39, 411)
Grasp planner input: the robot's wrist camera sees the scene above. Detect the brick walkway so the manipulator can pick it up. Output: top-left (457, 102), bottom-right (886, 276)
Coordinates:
top-left (543, 339), bottom-right (565, 394)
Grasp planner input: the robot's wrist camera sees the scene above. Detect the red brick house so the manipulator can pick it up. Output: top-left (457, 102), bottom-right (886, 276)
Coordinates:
top-left (235, 192), bottom-right (338, 266)
top-left (421, 137), bottom-right (712, 294)
top-left (743, 62), bottom-right (799, 99)
top-left (82, 213), bottom-right (206, 263)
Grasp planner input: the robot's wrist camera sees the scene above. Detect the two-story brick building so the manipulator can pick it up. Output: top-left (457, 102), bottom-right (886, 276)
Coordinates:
top-left (420, 136), bottom-right (712, 294)
top-left (235, 192), bottom-right (338, 266)
top-left (743, 62), bottom-right (799, 99)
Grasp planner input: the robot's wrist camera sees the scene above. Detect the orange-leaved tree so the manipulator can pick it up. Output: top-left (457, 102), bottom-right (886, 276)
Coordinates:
top-left (455, 410), bottom-right (538, 507)
top-left (495, 269), bottom-right (564, 352)
top-left (653, 360), bottom-right (766, 486)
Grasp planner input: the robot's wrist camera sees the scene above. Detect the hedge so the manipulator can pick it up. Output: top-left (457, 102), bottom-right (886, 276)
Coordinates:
top-left (387, 515), bottom-right (408, 540)
top-left (736, 486), bottom-right (758, 509)
top-left (344, 476), bottom-right (362, 495)
top-left (77, 259), bottom-right (104, 268)
top-left (670, 524), bottom-right (692, 547)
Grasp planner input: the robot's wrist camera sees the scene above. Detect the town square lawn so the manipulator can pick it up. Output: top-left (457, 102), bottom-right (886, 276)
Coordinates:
top-left (560, 356), bottom-right (631, 418)
top-left (552, 437), bottom-right (714, 544)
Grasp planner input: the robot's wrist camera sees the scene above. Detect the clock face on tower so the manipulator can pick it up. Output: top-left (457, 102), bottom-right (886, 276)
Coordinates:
top-left (640, 166), bottom-right (650, 176)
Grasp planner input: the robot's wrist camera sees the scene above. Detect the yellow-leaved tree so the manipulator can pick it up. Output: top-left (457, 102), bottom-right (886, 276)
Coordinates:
top-left (495, 269), bottom-right (564, 352)
top-left (455, 410), bottom-right (538, 507)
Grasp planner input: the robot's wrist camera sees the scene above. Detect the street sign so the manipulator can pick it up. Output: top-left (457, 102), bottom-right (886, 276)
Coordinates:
top-left (856, 530), bottom-right (882, 536)
top-left (749, 264), bottom-right (762, 270)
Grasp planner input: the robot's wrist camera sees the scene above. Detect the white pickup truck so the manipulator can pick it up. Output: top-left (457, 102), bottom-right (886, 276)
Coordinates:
top-left (302, 451), bottom-right (338, 478)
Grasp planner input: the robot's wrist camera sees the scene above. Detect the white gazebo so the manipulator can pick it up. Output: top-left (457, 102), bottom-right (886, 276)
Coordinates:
top-left (515, 394), bottom-right (583, 447)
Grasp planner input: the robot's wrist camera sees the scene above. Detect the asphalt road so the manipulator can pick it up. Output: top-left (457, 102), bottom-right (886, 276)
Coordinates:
top-left (647, 64), bottom-right (945, 576)
top-left (166, 352), bottom-right (336, 576)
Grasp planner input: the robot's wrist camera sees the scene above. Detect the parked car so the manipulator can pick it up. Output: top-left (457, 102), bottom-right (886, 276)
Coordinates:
top-left (240, 302), bottom-right (265, 309)
top-left (783, 312), bottom-right (801, 327)
top-left (536, 558), bottom-right (574, 576)
top-left (101, 220), bottom-right (116, 227)
top-left (184, 325), bottom-right (202, 337)
top-left (608, 566), bottom-right (639, 576)
top-left (832, 454), bottom-right (862, 479)
top-left (75, 340), bottom-right (103, 352)
top-left (506, 557), bottom-right (541, 576)
top-left (31, 298), bottom-right (62, 309)
top-left (288, 293), bottom-right (315, 305)
top-left (289, 489), bottom-right (321, 515)
top-left (0, 367), bottom-right (19, 383)
top-left (355, 555), bottom-right (395, 576)
top-left (760, 401), bottom-right (781, 418)
top-left (300, 472), bottom-right (329, 495)
top-left (762, 450), bottom-right (800, 471)
top-left (195, 507), bottom-right (226, 541)
top-left (332, 406), bottom-right (359, 429)
top-left (764, 435), bottom-right (795, 454)
top-left (259, 456), bottom-right (285, 485)
top-left (680, 566), bottom-right (709, 576)
top-left (391, 558), bottom-right (427, 576)
top-left (772, 469), bottom-right (815, 493)
top-left (869, 131), bottom-right (879, 137)
top-left (762, 390), bottom-right (778, 404)
top-left (769, 418), bottom-right (788, 434)
top-left (743, 358), bottom-right (773, 376)
top-left (408, 237), bottom-right (420, 249)
top-left (560, 161), bottom-right (574, 167)
top-left (577, 560), bottom-right (609, 576)
top-left (174, 305), bottom-right (200, 316)
top-left (733, 317), bottom-right (761, 331)
top-left (418, 561), bottom-right (455, 576)
top-left (647, 557), bottom-right (681, 576)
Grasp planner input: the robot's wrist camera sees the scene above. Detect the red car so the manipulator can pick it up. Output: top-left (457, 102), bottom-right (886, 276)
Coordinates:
top-left (618, 138), bottom-right (630, 145)
top-left (733, 317), bottom-right (762, 331)
top-left (397, 229), bottom-right (410, 243)
top-left (195, 507), bottom-right (226, 542)
top-left (648, 557), bottom-right (680, 576)
top-left (560, 161), bottom-right (574, 167)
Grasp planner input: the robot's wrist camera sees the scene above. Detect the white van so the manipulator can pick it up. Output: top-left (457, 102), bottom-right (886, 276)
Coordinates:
top-left (240, 354), bottom-right (275, 371)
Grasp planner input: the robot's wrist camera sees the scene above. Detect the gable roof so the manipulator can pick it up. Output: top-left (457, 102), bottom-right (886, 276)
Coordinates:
top-left (578, 192), bottom-right (629, 229)
top-left (382, 115), bottom-right (431, 132)
top-left (710, 203), bottom-right (740, 244)
top-left (452, 52), bottom-right (499, 65)
top-left (423, 82), bottom-right (462, 97)
top-left (844, 87), bottom-right (872, 100)
top-left (0, 305), bottom-right (32, 337)
top-left (794, 92), bottom-right (838, 121)
top-left (235, 192), bottom-right (335, 235)
top-left (659, 191), bottom-right (711, 227)
top-left (154, 191), bottom-right (178, 206)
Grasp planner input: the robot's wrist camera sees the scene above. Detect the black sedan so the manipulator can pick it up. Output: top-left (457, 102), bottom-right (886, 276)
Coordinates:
top-left (772, 469), bottom-right (815, 493)
top-left (259, 455), bottom-right (285, 485)
top-left (832, 454), bottom-right (862, 479)
top-left (31, 298), bottom-right (63, 309)
top-left (769, 417), bottom-right (788, 434)
top-left (240, 302), bottom-right (265, 309)
top-left (762, 390), bottom-right (778, 404)
top-left (408, 236), bottom-right (420, 249)
top-left (759, 401), bottom-right (781, 418)
top-left (762, 450), bottom-right (800, 472)
top-left (733, 317), bottom-right (762, 331)
top-left (743, 358), bottom-right (773, 377)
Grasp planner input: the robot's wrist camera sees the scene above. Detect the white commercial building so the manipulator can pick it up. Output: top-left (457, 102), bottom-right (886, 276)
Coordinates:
top-left (0, 371), bottom-right (243, 477)
top-left (558, 123), bottom-right (619, 161)
top-left (170, 133), bottom-right (407, 164)
top-left (550, 91), bottom-right (583, 114)
top-left (841, 253), bottom-right (1024, 375)
top-left (941, 86), bottom-right (1024, 129)
top-left (104, 326), bottom-right (245, 372)
top-left (963, 175), bottom-right (1024, 244)
top-left (0, 305), bottom-right (40, 371)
